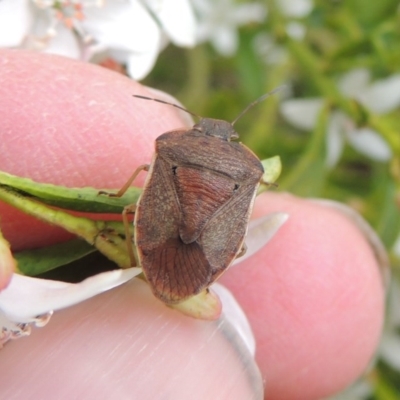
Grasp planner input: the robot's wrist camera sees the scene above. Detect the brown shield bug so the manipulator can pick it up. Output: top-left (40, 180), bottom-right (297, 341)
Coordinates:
top-left (108, 90), bottom-right (281, 304)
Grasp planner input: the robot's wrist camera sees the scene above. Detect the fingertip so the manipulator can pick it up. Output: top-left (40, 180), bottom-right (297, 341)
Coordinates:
top-left (0, 49), bottom-right (186, 187)
top-left (0, 279), bottom-right (263, 399)
top-left (0, 49), bottom-right (188, 249)
top-left (221, 192), bottom-right (385, 399)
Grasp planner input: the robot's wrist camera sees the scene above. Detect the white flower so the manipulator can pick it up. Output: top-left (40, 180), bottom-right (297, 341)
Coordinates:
top-left (0, 0), bottom-right (32, 47)
top-left (285, 21), bottom-right (306, 40)
top-left (0, 268), bottom-right (141, 347)
top-left (278, 0), bottom-right (313, 18)
top-left (0, 213), bottom-right (288, 347)
top-left (281, 69), bottom-right (396, 167)
top-left (0, 0), bottom-right (197, 80)
top-left (252, 32), bottom-right (288, 65)
top-left (191, 0), bottom-right (266, 56)
top-left (252, 0), bottom-right (312, 65)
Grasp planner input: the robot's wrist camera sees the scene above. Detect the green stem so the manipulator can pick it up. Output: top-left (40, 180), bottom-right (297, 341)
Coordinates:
top-left (179, 45), bottom-right (211, 113)
top-left (0, 186), bottom-right (132, 269)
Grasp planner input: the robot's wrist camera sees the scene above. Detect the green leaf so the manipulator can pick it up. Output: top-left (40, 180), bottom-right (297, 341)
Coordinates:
top-left (0, 170), bottom-right (140, 213)
top-left (15, 239), bottom-right (96, 276)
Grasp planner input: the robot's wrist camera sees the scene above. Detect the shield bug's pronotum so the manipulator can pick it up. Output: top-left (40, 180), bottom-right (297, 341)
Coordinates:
top-left (107, 90), bottom-right (281, 304)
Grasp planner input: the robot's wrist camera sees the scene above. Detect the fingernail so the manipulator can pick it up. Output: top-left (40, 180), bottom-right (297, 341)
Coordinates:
top-left (212, 283), bottom-right (256, 356)
top-left (212, 283), bottom-right (264, 398)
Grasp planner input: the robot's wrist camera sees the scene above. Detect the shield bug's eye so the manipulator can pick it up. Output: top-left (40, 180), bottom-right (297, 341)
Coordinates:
top-left (234, 183), bottom-right (240, 191)
top-left (172, 166), bottom-right (178, 175)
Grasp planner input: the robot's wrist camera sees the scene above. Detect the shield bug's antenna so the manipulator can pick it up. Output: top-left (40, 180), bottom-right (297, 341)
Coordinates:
top-left (133, 95), bottom-right (200, 120)
top-left (231, 86), bottom-right (287, 126)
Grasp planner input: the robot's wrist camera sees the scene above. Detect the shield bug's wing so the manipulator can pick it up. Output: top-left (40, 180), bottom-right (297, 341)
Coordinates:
top-left (135, 138), bottom-right (212, 304)
top-left (135, 154), bottom-right (180, 251)
top-left (143, 238), bottom-right (211, 304)
top-left (198, 142), bottom-right (264, 281)
top-left (199, 180), bottom-right (261, 281)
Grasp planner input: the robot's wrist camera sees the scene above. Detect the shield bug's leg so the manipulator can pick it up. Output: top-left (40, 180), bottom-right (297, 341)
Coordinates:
top-left (99, 164), bottom-right (150, 197)
top-left (236, 242), bottom-right (247, 259)
top-left (122, 203), bottom-right (137, 266)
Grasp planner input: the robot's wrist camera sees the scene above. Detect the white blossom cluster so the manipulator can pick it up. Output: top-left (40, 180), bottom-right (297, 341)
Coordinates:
top-left (0, 0), bottom-right (267, 79)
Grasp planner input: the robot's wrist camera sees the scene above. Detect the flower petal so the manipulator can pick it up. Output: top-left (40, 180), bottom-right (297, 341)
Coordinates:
top-left (211, 26), bottom-right (238, 56)
top-left (0, 312), bottom-right (31, 348)
top-left (43, 24), bottom-right (81, 59)
top-left (83, 1), bottom-right (161, 53)
top-left (338, 68), bottom-right (370, 98)
top-left (192, 0), bottom-right (266, 56)
top-left (278, 0), bottom-right (313, 18)
top-left (359, 74), bottom-right (400, 114)
top-left (21, 7), bottom-right (81, 58)
top-left (233, 212), bottom-right (289, 266)
top-left (122, 46), bottom-right (161, 80)
top-left (145, 0), bottom-right (197, 46)
top-left (325, 112), bottom-right (346, 168)
top-left (280, 98), bottom-right (323, 130)
top-left (0, 268), bottom-right (141, 322)
top-left (252, 32), bottom-right (288, 65)
top-left (346, 127), bottom-right (392, 162)
top-left (0, 0), bottom-right (31, 47)
top-left (286, 21), bottom-right (306, 40)
top-left (231, 3), bottom-right (267, 25)
top-left (212, 283), bottom-right (256, 356)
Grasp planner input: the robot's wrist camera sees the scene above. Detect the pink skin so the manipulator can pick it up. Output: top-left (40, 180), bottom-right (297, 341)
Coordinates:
top-left (221, 193), bottom-right (384, 399)
top-left (0, 49), bottom-right (384, 399)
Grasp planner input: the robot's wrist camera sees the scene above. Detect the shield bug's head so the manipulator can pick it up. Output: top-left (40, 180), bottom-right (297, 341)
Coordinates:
top-left (133, 87), bottom-right (286, 143)
top-left (190, 87), bottom-right (286, 141)
top-left (193, 118), bottom-right (239, 141)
